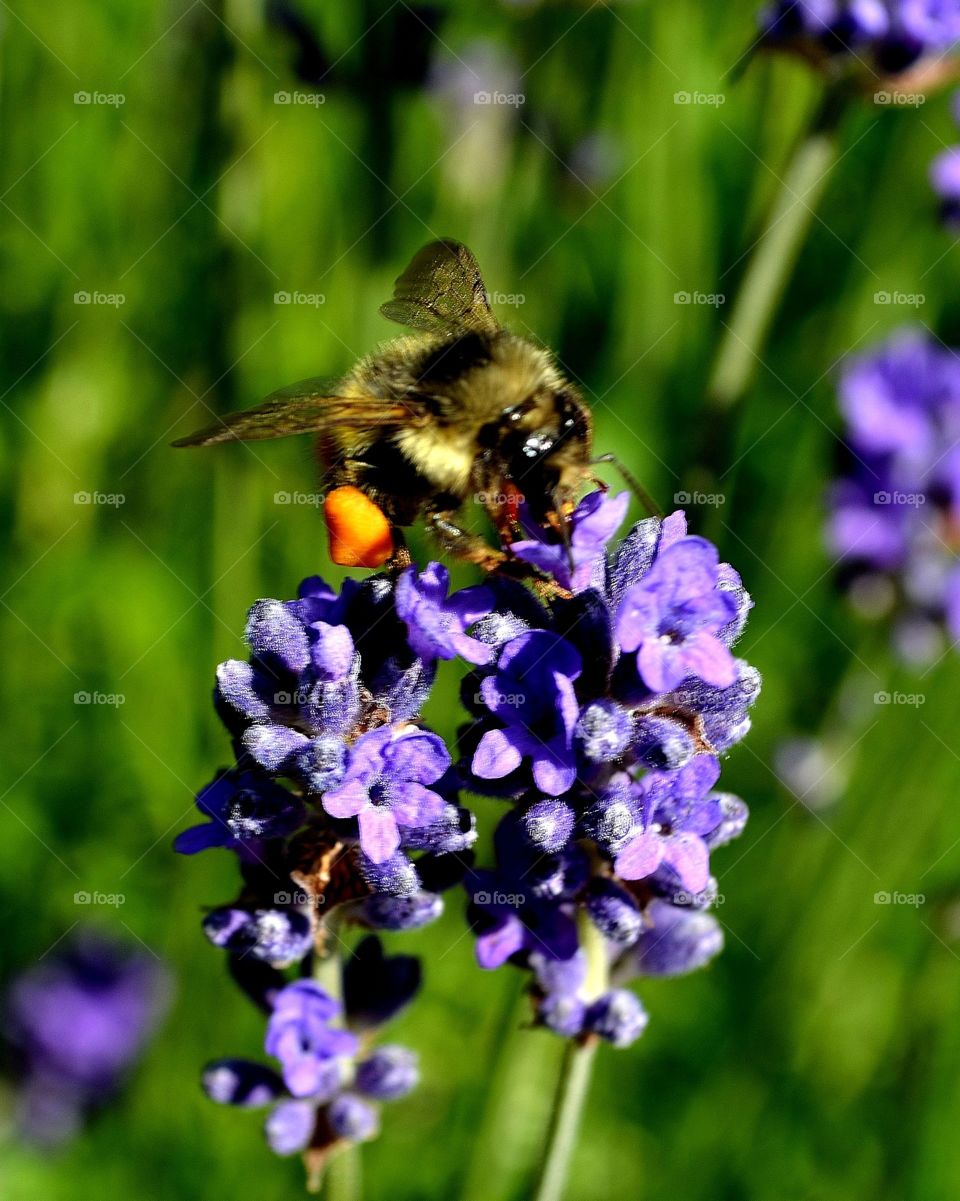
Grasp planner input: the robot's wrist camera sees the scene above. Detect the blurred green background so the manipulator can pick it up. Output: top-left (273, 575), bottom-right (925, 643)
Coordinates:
top-left (2, 1), bottom-right (960, 1198)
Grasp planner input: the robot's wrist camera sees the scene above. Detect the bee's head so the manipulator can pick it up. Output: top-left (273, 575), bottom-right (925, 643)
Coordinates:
top-left (478, 383), bottom-right (593, 523)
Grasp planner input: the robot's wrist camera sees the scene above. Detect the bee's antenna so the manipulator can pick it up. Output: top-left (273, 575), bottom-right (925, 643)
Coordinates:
top-left (591, 453), bottom-right (663, 518)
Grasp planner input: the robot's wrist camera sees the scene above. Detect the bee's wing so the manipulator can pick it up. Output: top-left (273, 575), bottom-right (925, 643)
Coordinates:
top-left (172, 377), bottom-right (422, 447)
top-left (379, 239), bottom-right (500, 335)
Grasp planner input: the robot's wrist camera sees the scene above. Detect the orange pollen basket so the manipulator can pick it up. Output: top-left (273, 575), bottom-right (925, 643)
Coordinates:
top-left (324, 486), bottom-right (395, 568)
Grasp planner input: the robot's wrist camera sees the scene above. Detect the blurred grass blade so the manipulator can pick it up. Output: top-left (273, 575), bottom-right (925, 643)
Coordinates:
top-left (707, 88), bottom-right (847, 409)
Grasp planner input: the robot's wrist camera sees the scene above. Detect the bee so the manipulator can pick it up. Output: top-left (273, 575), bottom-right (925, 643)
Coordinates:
top-left (174, 239), bottom-right (596, 569)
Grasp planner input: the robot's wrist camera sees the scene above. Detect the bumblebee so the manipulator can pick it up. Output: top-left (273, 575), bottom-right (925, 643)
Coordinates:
top-left (174, 240), bottom-right (595, 568)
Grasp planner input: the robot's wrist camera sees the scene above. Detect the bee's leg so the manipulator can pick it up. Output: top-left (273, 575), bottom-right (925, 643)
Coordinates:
top-left (387, 527), bottom-right (412, 572)
top-left (426, 510), bottom-right (507, 573)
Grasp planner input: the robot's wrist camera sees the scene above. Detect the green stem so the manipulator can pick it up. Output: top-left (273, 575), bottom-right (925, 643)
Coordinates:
top-left (324, 1143), bottom-right (361, 1201)
top-left (310, 928), bottom-right (361, 1201)
top-left (707, 87), bottom-right (847, 410)
top-left (460, 975), bottom-right (562, 1201)
top-left (531, 1040), bottom-right (599, 1201)
top-left (531, 915), bottom-right (607, 1201)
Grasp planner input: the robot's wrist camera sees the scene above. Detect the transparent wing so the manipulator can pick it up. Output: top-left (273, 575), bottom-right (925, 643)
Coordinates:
top-left (379, 239), bottom-right (499, 335)
top-left (172, 377), bottom-right (422, 447)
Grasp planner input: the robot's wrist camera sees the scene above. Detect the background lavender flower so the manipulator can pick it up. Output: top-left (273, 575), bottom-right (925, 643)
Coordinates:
top-left (827, 326), bottom-right (960, 660)
top-left (929, 91), bottom-right (960, 225)
top-left (4, 930), bottom-right (171, 1145)
top-left (758, 0), bottom-right (960, 72)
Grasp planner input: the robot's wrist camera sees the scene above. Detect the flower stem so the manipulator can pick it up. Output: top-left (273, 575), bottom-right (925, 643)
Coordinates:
top-left (707, 86), bottom-right (848, 410)
top-left (324, 1143), bottom-right (361, 1201)
top-left (310, 931), bottom-right (362, 1201)
top-left (531, 1039), bottom-right (599, 1201)
top-left (531, 914), bottom-right (607, 1201)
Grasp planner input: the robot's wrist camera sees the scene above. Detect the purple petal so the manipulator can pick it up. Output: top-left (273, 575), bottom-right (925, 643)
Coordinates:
top-left (662, 833), bottom-right (710, 892)
top-left (615, 585), bottom-right (660, 652)
top-left (173, 822), bottom-right (226, 854)
top-left (659, 510), bottom-right (687, 551)
top-left (511, 540), bottom-right (571, 589)
top-left (532, 743), bottom-right (576, 796)
top-left (358, 808), bottom-right (400, 864)
top-left (475, 916), bottom-right (526, 968)
top-left (448, 630), bottom-right (494, 666)
top-left (571, 490), bottom-right (629, 550)
top-left (472, 728), bottom-right (523, 779)
top-left (322, 779), bottom-right (369, 819)
top-left (637, 640), bottom-right (686, 692)
top-left (681, 632), bottom-right (737, 688)
top-left (242, 724), bottom-right (310, 772)
top-left (615, 831), bottom-right (665, 880)
top-left (447, 584), bottom-right (495, 627)
top-left (265, 1100), bottom-right (316, 1155)
top-left (342, 726), bottom-right (393, 782)
top-left (650, 537), bottom-right (719, 606)
top-left (390, 782), bottom-right (448, 828)
top-left (382, 728), bottom-right (450, 784)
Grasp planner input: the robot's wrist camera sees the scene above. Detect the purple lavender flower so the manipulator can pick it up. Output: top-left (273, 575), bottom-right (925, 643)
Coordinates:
top-left (461, 498), bottom-right (757, 1046)
top-left (471, 630), bottom-right (582, 794)
top-left (615, 538), bottom-right (738, 693)
top-left (265, 1099), bottom-right (317, 1155)
top-left (173, 770), bottom-right (304, 860)
top-left (329, 1093), bottom-right (380, 1141)
top-left (6, 931), bottom-right (170, 1145)
top-left (205, 938), bottom-right (422, 1165)
top-left (758, 0), bottom-right (960, 72)
top-left (355, 1045), bottom-right (419, 1100)
top-left (614, 757), bottom-right (723, 894)
top-left (264, 981), bottom-right (358, 1098)
top-left (395, 562), bottom-right (495, 664)
top-left (321, 724), bottom-right (451, 863)
top-left (202, 907), bottom-right (314, 968)
top-left (628, 900), bottom-right (725, 977)
top-left (827, 327), bottom-right (960, 659)
top-left (511, 490), bottom-right (630, 592)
